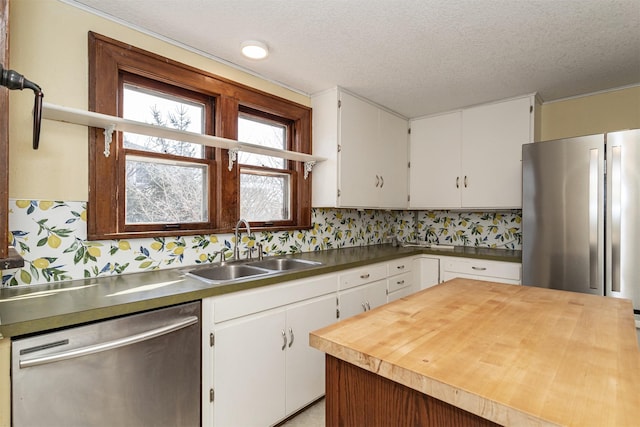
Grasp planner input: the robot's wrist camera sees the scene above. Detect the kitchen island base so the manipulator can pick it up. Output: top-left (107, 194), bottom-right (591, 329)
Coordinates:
top-left (325, 354), bottom-right (499, 427)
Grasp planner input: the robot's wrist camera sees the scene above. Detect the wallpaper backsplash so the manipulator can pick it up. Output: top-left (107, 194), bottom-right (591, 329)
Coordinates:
top-left (2, 200), bottom-right (521, 287)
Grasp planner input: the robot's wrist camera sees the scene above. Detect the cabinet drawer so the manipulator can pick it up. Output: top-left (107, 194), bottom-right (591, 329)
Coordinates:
top-left (339, 263), bottom-right (387, 290)
top-left (388, 258), bottom-right (412, 276)
top-left (213, 274), bottom-right (338, 323)
top-left (388, 272), bottom-right (412, 293)
top-left (443, 258), bottom-right (521, 281)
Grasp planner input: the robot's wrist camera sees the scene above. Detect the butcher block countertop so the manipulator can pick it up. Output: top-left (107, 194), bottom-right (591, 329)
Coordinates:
top-left (310, 279), bottom-right (640, 427)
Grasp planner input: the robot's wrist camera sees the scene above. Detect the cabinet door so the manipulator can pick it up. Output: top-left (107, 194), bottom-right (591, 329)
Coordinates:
top-left (339, 280), bottom-right (387, 319)
top-left (285, 294), bottom-right (336, 414)
top-left (378, 109), bottom-right (408, 208)
top-left (409, 112), bottom-right (462, 208)
top-left (213, 309), bottom-right (286, 427)
top-left (414, 256), bottom-right (441, 289)
top-left (461, 96), bottom-right (532, 208)
top-left (363, 279), bottom-right (388, 310)
top-left (339, 91), bottom-right (379, 207)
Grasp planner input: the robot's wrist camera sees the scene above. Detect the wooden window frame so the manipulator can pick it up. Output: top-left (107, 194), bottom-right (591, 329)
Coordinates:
top-left (0, 0), bottom-right (9, 260)
top-left (88, 32), bottom-right (311, 240)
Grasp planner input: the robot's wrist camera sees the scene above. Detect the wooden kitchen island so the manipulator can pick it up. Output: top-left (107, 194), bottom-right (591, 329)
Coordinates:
top-left (310, 279), bottom-right (640, 427)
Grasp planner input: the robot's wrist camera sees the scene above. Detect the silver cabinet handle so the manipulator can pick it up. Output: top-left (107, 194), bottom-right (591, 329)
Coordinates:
top-left (471, 266), bottom-right (487, 271)
top-left (396, 265), bottom-right (405, 270)
top-left (361, 303), bottom-right (367, 312)
top-left (375, 175), bottom-right (380, 187)
top-left (456, 176), bottom-right (459, 188)
top-left (380, 176), bottom-right (384, 188)
top-left (19, 316), bottom-right (198, 369)
top-left (365, 301), bottom-right (371, 311)
top-left (360, 273), bottom-right (370, 279)
top-left (589, 148), bottom-right (600, 290)
top-left (464, 175), bottom-right (468, 188)
top-left (281, 329), bottom-right (287, 351)
top-left (288, 328), bottom-right (294, 348)
top-left (397, 280), bottom-right (405, 285)
top-left (610, 146), bottom-right (621, 292)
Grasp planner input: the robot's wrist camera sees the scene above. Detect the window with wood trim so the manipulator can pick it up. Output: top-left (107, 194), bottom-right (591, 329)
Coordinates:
top-left (238, 107), bottom-right (295, 226)
top-left (88, 32), bottom-right (312, 240)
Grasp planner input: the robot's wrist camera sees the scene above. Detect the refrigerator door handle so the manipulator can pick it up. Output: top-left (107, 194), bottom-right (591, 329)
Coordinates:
top-left (588, 149), bottom-right (600, 290)
top-left (610, 146), bottom-right (622, 292)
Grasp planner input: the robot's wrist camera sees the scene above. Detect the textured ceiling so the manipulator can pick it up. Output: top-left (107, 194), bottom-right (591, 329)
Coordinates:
top-left (66, 0), bottom-right (640, 118)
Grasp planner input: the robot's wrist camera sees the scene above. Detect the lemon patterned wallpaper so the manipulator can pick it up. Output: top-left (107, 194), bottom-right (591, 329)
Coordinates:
top-left (1, 200), bottom-right (521, 287)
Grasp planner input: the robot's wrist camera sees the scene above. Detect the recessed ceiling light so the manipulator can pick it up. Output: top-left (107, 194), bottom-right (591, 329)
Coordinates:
top-left (241, 40), bottom-right (269, 60)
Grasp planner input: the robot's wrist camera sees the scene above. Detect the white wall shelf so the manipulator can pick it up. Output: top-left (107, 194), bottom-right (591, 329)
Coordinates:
top-left (42, 102), bottom-right (324, 178)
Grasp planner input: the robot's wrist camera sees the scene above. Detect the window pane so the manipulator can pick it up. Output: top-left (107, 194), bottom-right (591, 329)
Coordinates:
top-left (240, 171), bottom-right (290, 221)
top-left (238, 116), bottom-right (286, 169)
top-left (123, 84), bottom-right (205, 158)
top-left (126, 156), bottom-right (208, 224)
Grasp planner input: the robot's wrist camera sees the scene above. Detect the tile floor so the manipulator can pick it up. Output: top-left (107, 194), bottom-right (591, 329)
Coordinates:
top-left (280, 398), bottom-right (325, 427)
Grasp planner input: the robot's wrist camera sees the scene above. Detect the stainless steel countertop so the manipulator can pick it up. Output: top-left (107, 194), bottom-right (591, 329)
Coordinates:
top-left (0, 244), bottom-right (521, 338)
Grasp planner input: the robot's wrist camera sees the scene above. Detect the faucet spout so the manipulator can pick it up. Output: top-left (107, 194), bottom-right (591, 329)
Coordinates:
top-left (233, 219), bottom-right (251, 260)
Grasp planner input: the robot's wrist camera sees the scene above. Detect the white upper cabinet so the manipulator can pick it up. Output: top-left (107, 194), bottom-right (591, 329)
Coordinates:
top-left (311, 88), bottom-right (408, 208)
top-left (408, 111), bottom-right (462, 208)
top-left (460, 95), bottom-right (534, 208)
top-left (409, 94), bottom-right (538, 209)
top-left (378, 108), bottom-right (410, 208)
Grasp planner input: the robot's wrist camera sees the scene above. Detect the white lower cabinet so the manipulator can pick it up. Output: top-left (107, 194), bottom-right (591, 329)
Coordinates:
top-left (413, 256), bottom-right (440, 290)
top-left (339, 279), bottom-right (388, 318)
top-left (203, 274), bottom-right (338, 427)
top-left (213, 307), bottom-right (286, 427)
top-left (284, 296), bottom-right (336, 414)
top-left (387, 257), bottom-right (415, 302)
top-left (337, 262), bottom-right (389, 319)
top-left (441, 257), bottom-right (522, 285)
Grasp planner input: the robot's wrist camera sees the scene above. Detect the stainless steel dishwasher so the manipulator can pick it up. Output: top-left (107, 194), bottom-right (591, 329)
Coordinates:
top-left (12, 301), bottom-right (201, 427)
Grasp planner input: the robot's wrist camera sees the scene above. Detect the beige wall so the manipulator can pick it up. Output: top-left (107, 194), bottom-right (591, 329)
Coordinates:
top-left (540, 85), bottom-right (640, 141)
top-left (8, 0), bottom-right (309, 201)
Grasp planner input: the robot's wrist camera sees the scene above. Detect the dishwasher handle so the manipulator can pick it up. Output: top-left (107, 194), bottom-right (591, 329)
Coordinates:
top-left (19, 315), bottom-right (198, 369)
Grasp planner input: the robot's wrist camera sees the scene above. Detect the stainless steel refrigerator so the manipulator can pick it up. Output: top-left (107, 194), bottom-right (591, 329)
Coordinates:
top-left (522, 129), bottom-right (639, 318)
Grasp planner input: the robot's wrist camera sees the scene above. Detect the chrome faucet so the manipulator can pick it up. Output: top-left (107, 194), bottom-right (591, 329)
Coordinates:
top-left (233, 219), bottom-right (251, 260)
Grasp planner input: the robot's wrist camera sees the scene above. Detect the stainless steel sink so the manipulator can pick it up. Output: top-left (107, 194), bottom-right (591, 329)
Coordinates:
top-left (186, 264), bottom-right (272, 284)
top-left (185, 257), bottom-right (323, 285)
top-left (247, 258), bottom-right (322, 271)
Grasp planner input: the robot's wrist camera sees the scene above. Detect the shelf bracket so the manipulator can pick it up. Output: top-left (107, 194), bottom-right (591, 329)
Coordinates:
top-left (228, 148), bottom-right (238, 171)
top-left (103, 124), bottom-right (116, 157)
top-left (304, 160), bottom-right (316, 180)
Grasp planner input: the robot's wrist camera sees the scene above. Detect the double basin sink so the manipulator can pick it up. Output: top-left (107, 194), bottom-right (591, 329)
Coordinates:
top-left (185, 257), bottom-right (323, 285)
